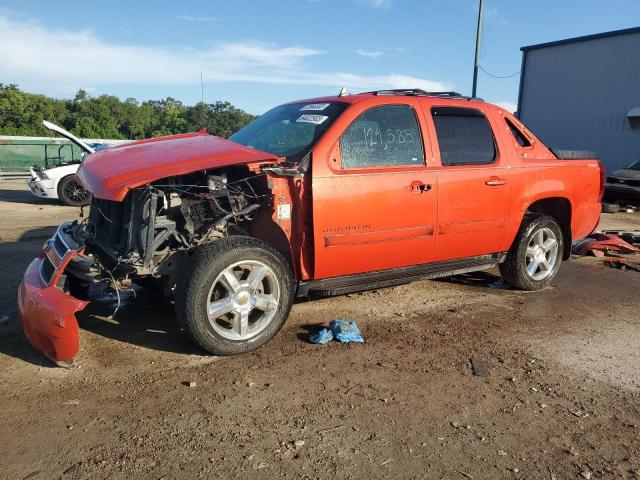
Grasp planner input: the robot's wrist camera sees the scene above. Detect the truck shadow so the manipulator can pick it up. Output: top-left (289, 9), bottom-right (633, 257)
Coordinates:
top-left (0, 237), bottom-right (62, 368)
top-left (78, 284), bottom-right (204, 356)
top-left (0, 232), bottom-right (204, 369)
top-left (3, 226), bottom-right (509, 368)
top-left (0, 330), bottom-right (58, 368)
top-left (438, 270), bottom-right (511, 290)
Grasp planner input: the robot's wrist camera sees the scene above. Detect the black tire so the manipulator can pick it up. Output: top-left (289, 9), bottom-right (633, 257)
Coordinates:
top-left (174, 236), bottom-right (294, 355)
top-left (57, 175), bottom-right (91, 207)
top-left (499, 215), bottom-right (564, 291)
top-left (601, 202), bottom-right (620, 214)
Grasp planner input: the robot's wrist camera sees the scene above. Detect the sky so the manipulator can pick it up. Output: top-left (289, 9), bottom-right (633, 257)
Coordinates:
top-left (0, 0), bottom-right (639, 114)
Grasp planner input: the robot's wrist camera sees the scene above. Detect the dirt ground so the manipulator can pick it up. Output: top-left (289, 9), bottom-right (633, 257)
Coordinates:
top-left (1, 179), bottom-right (639, 480)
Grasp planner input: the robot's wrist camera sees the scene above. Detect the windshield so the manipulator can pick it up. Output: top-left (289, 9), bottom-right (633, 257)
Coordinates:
top-left (627, 160), bottom-right (640, 171)
top-left (229, 101), bottom-right (348, 163)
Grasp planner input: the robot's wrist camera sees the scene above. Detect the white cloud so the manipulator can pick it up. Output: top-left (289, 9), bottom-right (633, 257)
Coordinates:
top-left (205, 43), bottom-right (324, 68)
top-left (495, 101), bottom-right (517, 113)
top-left (0, 14), bottom-right (447, 97)
top-left (355, 49), bottom-right (383, 58)
top-left (177, 15), bottom-right (218, 22)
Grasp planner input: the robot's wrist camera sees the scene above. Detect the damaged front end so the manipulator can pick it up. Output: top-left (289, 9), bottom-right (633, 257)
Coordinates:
top-left (19, 167), bottom-right (275, 364)
top-left (18, 131), bottom-right (287, 364)
top-left (80, 167), bottom-right (273, 293)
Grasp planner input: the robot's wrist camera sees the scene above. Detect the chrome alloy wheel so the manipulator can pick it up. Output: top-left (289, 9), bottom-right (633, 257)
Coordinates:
top-left (206, 260), bottom-right (280, 341)
top-left (525, 227), bottom-right (559, 281)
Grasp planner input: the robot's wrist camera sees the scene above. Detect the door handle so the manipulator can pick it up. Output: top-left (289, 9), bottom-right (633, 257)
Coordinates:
top-left (485, 177), bottom-right (507, 186)
top-left (410, 181), bottom-right (432, 194)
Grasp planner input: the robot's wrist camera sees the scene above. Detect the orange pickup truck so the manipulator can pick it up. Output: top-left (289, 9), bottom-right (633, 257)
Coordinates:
top-left (18, 89), bottom-right (604, 363)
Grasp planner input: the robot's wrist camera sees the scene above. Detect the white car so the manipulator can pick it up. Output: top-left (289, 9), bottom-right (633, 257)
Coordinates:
top-left (26, 121), bottom-right (101, 207)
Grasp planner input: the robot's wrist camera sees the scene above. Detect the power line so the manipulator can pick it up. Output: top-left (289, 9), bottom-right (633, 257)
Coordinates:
top-left (478, 65), bottom-right (521, 79)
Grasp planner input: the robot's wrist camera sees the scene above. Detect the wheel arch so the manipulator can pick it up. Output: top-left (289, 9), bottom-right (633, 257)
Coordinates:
top-left (246, 211), bottom-right (298, 281)
top-left (523, 197), bottom-right (572, 260)
top-left (55, 173), bottom-right (76, 196)
top-left (48, 165), bottom-right (80, 198)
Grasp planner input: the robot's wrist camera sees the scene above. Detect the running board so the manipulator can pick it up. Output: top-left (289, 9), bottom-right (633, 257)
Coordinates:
top-left (297, 253), bottom-right (506, 298)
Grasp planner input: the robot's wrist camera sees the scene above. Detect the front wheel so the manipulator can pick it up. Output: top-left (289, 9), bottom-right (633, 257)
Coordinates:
top-left (499, 215), bottom-right (564, 291)
top-left (57, 175), bottom-right (91, 207)
top-left (175, 237), bottom-right (294, 355)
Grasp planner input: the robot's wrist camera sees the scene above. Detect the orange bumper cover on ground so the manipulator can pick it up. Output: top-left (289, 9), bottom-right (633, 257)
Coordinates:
top-left (18, 256), bottom-right (88, 363)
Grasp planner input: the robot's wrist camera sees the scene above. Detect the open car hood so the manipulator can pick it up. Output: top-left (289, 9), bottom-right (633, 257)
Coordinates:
top-left (42, 120), bottom-right (95, 154)
top-left (77, 131), bottom-right (281, 201)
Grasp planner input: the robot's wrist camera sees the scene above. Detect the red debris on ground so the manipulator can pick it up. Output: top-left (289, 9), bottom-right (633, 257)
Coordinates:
top-left (572, 233), bottom-right (640, 256)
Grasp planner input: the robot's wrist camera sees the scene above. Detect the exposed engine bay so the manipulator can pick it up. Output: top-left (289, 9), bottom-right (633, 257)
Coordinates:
top-left (63, 166), bottom-right (272, 296)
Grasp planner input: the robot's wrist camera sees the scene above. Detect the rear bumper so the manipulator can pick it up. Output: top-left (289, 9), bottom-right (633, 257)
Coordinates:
top-left (573, 201), bottom-right (602, 240)
top-left (17, 226), bottom-right (89, 363)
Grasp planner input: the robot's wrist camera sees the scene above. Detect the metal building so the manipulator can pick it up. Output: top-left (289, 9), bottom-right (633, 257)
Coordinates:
top-left (517, 26), bottom-right (640, 172)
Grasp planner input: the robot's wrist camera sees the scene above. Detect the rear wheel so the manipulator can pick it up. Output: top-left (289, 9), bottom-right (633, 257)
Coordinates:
top-left (499, 215), bottom-right (563, 291)
top-left (57, 175), bottom-right (91, 207)
top-left (175, 237), bottom-right (294, 355)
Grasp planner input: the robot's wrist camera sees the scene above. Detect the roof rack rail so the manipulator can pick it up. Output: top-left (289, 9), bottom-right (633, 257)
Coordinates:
top-left (362, 89), bottom-right (482, 101)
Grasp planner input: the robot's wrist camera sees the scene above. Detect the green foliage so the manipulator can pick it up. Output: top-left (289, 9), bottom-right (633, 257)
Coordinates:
top-left (185, 101), bottom-right (255, 138)
top-left (0, 84), bottom-right (256, 139)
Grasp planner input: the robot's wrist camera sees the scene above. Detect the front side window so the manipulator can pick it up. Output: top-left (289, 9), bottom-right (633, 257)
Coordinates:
top-left (340, 105), bottom-right (425, 169)
top-left (229, 102), bottom-right (348, 163)
top-left (431, 107), bottom-right (497, 166)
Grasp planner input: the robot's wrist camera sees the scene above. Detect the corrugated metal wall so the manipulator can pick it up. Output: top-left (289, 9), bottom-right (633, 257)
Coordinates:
top-left (518, 31), bottom-right (640, 172)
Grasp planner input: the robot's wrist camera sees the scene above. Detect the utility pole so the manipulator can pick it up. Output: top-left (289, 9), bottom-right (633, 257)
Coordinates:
top-left (471, 0), bottom-right (484, 98)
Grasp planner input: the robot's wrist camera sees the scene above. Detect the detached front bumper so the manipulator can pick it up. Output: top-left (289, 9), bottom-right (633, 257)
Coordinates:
top-left (18, 225), bottom-right (89, 363)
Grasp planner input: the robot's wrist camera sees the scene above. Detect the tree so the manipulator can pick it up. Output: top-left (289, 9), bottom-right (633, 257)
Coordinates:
top-left (0, 85), bottom-right (255, 139)
top-left (185, 101), bottom-right (255, 137)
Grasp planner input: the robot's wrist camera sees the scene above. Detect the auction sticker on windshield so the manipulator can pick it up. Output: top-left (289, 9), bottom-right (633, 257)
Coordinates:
top-left (296, 114), bottom-right (328, 125)
top-left (300, 103), bottom-right (330, 111)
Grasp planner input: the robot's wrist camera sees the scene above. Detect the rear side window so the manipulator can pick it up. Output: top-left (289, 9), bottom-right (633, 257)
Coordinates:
top-left (431, 107), bottom-right (496, 166)
top-left (505, 117), bottom-right (531, 147)
top-left (340, 105), bottom-right (425, 169)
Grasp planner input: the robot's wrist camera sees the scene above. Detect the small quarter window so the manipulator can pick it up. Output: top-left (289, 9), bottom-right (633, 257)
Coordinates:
top-left (505, 117), bottom-right (531, 148)
top-left (431, 107), bottom-right (496, 166)
top-left (340, 105), bottom-right (425, 169)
